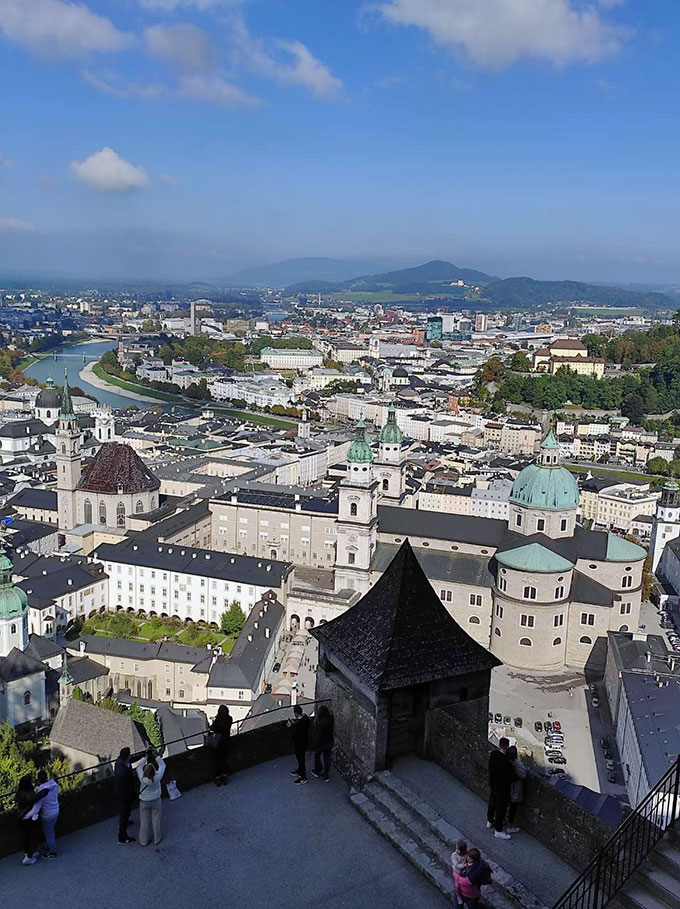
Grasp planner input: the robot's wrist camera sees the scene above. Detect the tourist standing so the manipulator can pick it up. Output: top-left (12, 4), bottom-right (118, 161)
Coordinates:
top-left (136, 753), bottom-right (166, 846)
top-left (16, 776), bottom-right (45, 865)
top-left (209, 705), bottom-right (233, 786)
top-left (114, 746), bottom-right (136, 844)
top-left (486, 737), bottom-right (516, 839)
top-left (288, 705), bottom-right (310, 784)
top-left (506, 745), bottom-right (527, 834)
top-left (311, 705), bottom-right (334, 781)
top-left (453, 847), bottom-right (492, 909)
top-left (36, 770), bottom-right (60, 858)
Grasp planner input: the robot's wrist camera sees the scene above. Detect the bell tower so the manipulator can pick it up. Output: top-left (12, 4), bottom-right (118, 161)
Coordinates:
top-left (651, 480), bottom-right (680, 574)
top-left (55, 368), bottom-right (81, 531)
top-left (0, 545), bottom-right (28, 657)
top-left (376, 404), bottom-right (406, 503)
top-left (335, 422), bottom-right (378, 595)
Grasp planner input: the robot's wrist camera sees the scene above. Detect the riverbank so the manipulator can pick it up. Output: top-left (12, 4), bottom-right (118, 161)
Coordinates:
top-left (80, 361), bottom-right (167, 404)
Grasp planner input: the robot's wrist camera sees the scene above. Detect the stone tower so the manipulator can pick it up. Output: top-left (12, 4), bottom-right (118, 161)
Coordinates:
top-left (55, 368), bottom-right (81, 531)
top-left (335, 422), bottom-right (378, 595)
top-left (94, 405), bottom-right (115, 443)
top-left (375, 404), bottom-right (406, 503)
top-left (651, 479), bottom-right (680, 574)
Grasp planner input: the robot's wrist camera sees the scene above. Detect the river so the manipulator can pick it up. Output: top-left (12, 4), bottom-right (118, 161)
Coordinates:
top-left (24, 340), bottom-right (155, 410)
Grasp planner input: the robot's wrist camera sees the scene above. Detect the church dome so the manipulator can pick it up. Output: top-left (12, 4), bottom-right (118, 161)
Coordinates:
top-left (393, 366), bottom-right (408, 378)
top-left (35, 377), bottom-right (62, 410)
top-left (348, 422), bottom-right (373, 463)
top-left (509, 430), bottom-right (579, 511)
top-left (379, 406), bottom-right (403, 445)
top-left (0, 548), bottom-right (28, 621)
top-left (78, 442), bottom-right (160, 493)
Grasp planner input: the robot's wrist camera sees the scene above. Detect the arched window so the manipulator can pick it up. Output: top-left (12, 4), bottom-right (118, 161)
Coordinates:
top-left (61, 443), bottom-right (66, 454)
top-left (116, 502), bottom-right (125, 527)
top-left (348, 552), bottom-right (356, 565)
top-left (579, 635), bottom-right (592, 645)
top-left (23, 691), bottom-right (31, 705)
top-left (468, 616), bottom-right (481, 625)
top-left (10, 623), bottom-right (16, 634)
top-left (619, 624), bottom-right (629, 633)
top-left (494, 628), bottom-right (501, 637)
top-left (135, 500), bottom-right (144, 513)
top-left (350, 503), bottom-right (357, 517)
top-left (83, 498), bottom-right (92, 523)
top-left (99, 501), bottom-right (107, 525)
top-left (382, 478), bottom-right (389, 491)
top-left (519, 637), bottom-right (532, 647)
top-left (552, 637), bottom-right (562, 646)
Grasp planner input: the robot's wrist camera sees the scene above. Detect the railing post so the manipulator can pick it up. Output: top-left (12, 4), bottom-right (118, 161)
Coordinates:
top-left (673, 758), bottom-right (680, 829)
top-left (591, 852), bottom-right (602, 909)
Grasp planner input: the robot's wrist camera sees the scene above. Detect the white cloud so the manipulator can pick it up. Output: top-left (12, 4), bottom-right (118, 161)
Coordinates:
top-left (0, 0), bottom-right (132, 58)
top-left (145, 23), bottom-right (213, 72)
top-left (0, 217), bottom-right (35, 232)
top-left (379, 0), bottom-right (628, 68)
top-left (82, 70), bottom-right (163, 98)
top-left (137, 0), bottom-right (228, 9)
top-left (70, 147), bottom-right (149, 192)
top-left (230, 18), bottom-right (343, 100)
top-left (179, 73), bottom-right (259, 107)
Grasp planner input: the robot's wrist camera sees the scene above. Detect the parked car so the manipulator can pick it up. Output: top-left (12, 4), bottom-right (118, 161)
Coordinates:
top-left (600, 737), bottom-right (610, 749)
top-left (514, 717), bottom-right (523, 728)
top-left (535, 721), bottom-right (543, 733)
top-left (272, 662), bottom-right (281, 673)
top-left (604, 751), bottom-right (612, 761)
top-left (549, 756), bottom-right (567, 765)
top-left (608, 772), bottom-right (618, 784)
top-left (545, 751), bottom-right (563, 759)
top-left (494, 713), bottom-right (502, 723)
top-left (545, 734), bottom-right (564, 742)
top-left (548, 768), bottom-right (566, 776)
top-left (544, 722), bottom-right (553, 733)
top-left (503, 716), bottom-right (511, 725)
top-left (552, 721), bottom-right (561, 732)
top-left (606, 759), bottom-right (615, 771)
top-left (488, 712), bottom-right (493, 723)
top-left (592, 697), bottom-right (600, 708)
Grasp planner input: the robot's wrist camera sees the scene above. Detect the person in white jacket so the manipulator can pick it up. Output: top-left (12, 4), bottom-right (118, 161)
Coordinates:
top-left (135, 751), bottom-right (166, 846)
top-left (36, 770), bottom-right (60, 859)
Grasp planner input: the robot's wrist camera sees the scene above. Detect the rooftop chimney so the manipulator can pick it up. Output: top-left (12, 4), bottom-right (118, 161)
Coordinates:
top-left (79, 640), bottom-right (86, 654)
top-left (265, 627), bottom-right (270, 639)
top-left (247, 634), bottom-right (253, 642)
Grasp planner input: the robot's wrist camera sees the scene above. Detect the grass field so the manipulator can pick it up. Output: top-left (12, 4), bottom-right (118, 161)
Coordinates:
top-left (570, 306), bottom-right (644, 317)
top-left (565, 464), bottom-right (661, 484)
top-left (93, 363), bottom-right (178, 402)
top-left (82, 613), bottom-right (234, 650)
top-left (17, 354), bottom-right (41, 370)
top-left (340, 290), bottom-right (468, 304)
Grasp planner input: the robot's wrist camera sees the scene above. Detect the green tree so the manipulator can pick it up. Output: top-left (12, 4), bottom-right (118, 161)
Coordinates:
top-left (622, 394), bottom-right (645, 423)
top-left (479, 357), bottom-right (504, 383)
top-left (647, 456), bottom-right (670, 476)
top-left (129, 702), bottom-right (163, 750)
top-left (97, 697), bottom-right (126, 714)
top-left (220, 600), bottom-right (246, 636)
top-left (0, 720), bottom-right (81, 811)
top-left (509, 352), bottom-right (532, 372)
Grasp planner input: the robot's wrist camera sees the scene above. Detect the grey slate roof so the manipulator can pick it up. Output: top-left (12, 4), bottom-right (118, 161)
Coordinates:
top-left (66, 655), bottom-right (110, 685)
top-left (0, 647), bottom-right (47, 682)
top-left (208, 595), bottom-right (284, 690)
top-left (10, 487), bottom-right (58, 511)
top-left (620, 672), bottom-right (680, 786)
top-left (372, 543), bottom-right (494, 588)
top-left (50, 698), bottom-right (147, 760)
top-left (25, 633), bottom-right (63, 662)
top-left (311, 540), bottom-right (501, 693)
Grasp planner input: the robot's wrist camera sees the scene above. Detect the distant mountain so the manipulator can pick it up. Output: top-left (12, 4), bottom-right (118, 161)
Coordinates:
top-left (224, 257), bottom-right (411, 288)
top-left (483, 277), bottom-right (672, 309)
top-left (352, 259), bottom-right (494, 287)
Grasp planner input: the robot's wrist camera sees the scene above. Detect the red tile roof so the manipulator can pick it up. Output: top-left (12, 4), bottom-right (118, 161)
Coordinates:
top-left (78, 442), bottom-right (160, 494)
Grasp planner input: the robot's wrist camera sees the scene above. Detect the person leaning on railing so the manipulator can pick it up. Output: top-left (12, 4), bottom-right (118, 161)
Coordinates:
top-left (135, 749), bottom-right (166, 847)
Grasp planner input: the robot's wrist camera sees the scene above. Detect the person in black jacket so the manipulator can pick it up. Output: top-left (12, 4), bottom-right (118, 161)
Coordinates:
top-left (311, 705), bottom-right (334, 782)
top-left (486, 737), bottom-right (517, 839)
top-left (114, 747), bottom-right (136, 844)
top-left (287, 705), bottom-right (310, 784)
top-left (16, 775), bottom-right (46, 865)
top-left (210, 705), bottom-right (233, 786)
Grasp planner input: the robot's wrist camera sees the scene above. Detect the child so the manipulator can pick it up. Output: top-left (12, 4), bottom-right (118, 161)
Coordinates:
top-left (451, 840), bottom-right (468, 905)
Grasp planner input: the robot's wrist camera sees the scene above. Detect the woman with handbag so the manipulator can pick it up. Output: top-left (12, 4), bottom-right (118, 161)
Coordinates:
top-left (135, 753), bottom-right (166, 846)
top-left (209, 705), bottom-right (232, 786)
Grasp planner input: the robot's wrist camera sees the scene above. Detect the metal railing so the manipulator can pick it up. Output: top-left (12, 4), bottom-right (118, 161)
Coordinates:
top-left (553, 756), bottom-right (680, 909)
top-left (0, 699), bottom-right (329, 812)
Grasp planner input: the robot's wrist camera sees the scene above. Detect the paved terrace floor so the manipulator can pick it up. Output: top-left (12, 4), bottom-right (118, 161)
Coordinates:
top-left (394, 754), bottom-right (577, 905)
top-left (1, 757), bottom-right (450, 909)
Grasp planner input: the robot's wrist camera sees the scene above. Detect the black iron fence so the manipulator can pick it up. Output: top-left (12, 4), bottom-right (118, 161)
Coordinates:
top-left (553, 756), bottom-right (680, 909)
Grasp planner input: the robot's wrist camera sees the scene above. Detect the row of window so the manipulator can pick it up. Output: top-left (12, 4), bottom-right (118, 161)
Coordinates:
top-left (515, 513), bottom-right (569, 533)
top-left (492, 629), bottom-right (627, 646)
top-left (84, 498), bottom-right (146, 526)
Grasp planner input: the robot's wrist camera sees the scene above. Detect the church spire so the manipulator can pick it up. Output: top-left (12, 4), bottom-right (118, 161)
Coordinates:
top-left (61, 367), bottom-right (75, 418)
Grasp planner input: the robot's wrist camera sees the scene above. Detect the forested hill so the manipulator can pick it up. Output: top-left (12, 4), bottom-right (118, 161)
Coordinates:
top-left (283, 259), bottom-right (673, 309)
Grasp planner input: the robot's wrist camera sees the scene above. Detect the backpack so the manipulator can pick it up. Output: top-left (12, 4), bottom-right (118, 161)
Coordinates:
top-left (477, 862), bottom-right (492, 886)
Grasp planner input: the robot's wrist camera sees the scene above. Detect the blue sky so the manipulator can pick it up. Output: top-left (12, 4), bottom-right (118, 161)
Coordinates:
top-left (0, 0), bottom-right (679, 283)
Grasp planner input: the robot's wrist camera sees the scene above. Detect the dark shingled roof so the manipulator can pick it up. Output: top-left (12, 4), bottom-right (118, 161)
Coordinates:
top-left (311, 540), bottom-right (500, 692)
top-left (78, 442), bottom-right (160, 494)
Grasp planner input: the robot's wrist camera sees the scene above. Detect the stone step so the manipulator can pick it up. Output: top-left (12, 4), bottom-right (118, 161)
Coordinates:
top-left (651, 839), bottom-right (680, 880)
top-left (374, 770), bottom-right (548, 909)
top-left (618, 882), bottom-right (677, 909)
top-left (351, 773), bottom-right (548, 909)
top-left (635, 863), bottom-right (680, 909)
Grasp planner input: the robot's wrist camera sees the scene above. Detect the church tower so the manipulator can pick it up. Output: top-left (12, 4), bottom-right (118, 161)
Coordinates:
top-left (335, 422), bottom-right (378, 595)
top-left (297, 406), bottom-right (311, 441)
top-left (0, 545), bottom-right (28, 657)
top-left (651, 480), bottom-right (680, 574)
top-left (55, 368), bottom-right (81, 531)
top-left (94, 404), bottom-right (115, 443)
top-left (375, 405), bottom-right (406, 504)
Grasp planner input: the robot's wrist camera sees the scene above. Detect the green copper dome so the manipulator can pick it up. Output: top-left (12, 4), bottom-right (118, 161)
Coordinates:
top-left (379, 406), bottom-right (403, 445)
top-left (509, 431), bottom-right (579, 511)
top-left (0, 546), bottom-right (28, 621)
top-left (348, 421), bottom-right (373, 463)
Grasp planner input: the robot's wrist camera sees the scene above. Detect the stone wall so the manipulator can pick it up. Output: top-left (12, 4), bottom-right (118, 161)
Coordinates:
top-left (0, 720), bottom-right (293, 859)
top-left (424, 704), bottom-right (613, 870)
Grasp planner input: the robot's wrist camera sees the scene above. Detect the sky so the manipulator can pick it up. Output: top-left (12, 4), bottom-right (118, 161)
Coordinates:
top-left (1, 0), bottom-right (680, 283)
